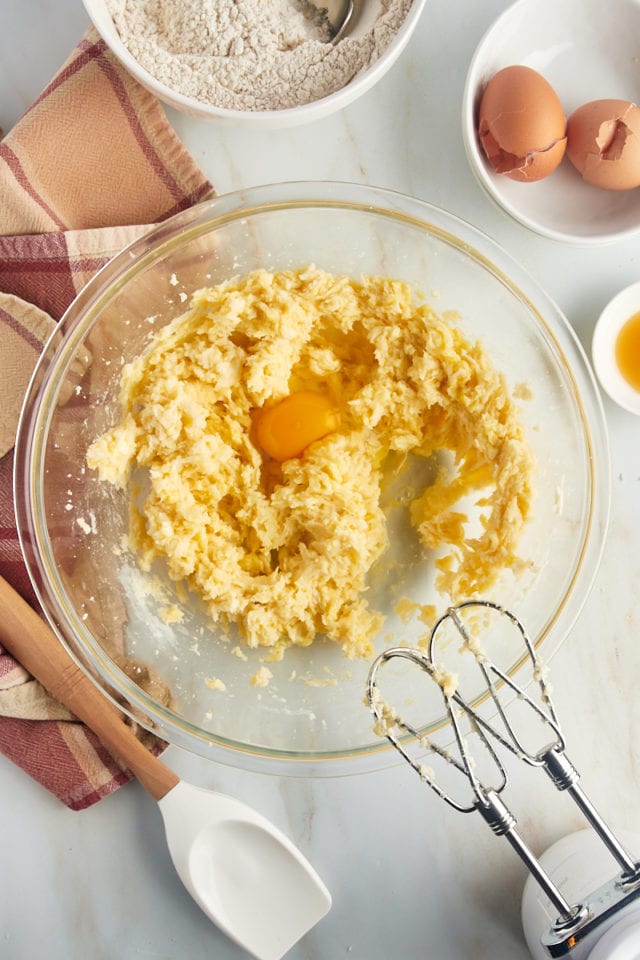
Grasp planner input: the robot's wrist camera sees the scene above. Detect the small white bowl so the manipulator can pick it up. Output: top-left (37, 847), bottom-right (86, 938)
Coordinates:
top-left (82, 0), bottom-right (426, 128)
top-left (592, 281), bottom-right (640, 415)
top-left (462, 0), bottom-right (640, 245)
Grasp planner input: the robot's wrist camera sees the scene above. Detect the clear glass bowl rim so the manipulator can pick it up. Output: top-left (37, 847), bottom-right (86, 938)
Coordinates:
top-left (13, 181), bottom-right (611, 777)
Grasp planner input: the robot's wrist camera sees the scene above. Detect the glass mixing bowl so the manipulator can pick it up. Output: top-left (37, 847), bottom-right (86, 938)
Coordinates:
top-left (14, 182), bottom-right (610, 775)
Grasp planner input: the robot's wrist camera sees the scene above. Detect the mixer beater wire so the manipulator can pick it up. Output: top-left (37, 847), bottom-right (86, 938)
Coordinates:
top-left (366, 601), bottom-right (640, 957)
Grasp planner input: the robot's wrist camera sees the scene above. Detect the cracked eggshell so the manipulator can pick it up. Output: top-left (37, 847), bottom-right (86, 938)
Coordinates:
top-left (566, 100), bottom-right (640, 191)
top-left (478, 65), bottom-right (567, 182)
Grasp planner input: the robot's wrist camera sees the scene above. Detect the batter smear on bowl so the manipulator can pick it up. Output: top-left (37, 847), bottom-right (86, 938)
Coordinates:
top-left (87, 267), bottom-right (534, 660)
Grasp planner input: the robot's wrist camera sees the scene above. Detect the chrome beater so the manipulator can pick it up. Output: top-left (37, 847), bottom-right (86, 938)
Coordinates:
top-left (366, 601), bottom-right (640, 958)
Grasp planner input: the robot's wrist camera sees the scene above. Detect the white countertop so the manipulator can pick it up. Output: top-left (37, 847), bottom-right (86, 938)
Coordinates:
top-left (1, 2), bottom-right (639, 958)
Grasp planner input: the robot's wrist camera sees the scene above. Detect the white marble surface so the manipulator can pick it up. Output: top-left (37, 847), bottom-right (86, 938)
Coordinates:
top-left (1, 2), bottom-right (640, 958)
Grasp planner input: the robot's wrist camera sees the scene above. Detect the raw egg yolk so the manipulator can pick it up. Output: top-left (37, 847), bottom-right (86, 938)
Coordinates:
top-left (615, 311), bottom-right (640, 392)
top-left (254, 391), bottom-right (340, 462)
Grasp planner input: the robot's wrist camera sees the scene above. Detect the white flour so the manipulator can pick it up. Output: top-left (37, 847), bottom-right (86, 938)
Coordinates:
top-left (107, 0), bottom-right (413, 111)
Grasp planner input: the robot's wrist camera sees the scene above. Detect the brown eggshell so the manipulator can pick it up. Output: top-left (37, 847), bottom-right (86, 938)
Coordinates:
top-left (566, 99), bottom-right (640, 191)
top-left (478, 65), bottom-right (567, 182)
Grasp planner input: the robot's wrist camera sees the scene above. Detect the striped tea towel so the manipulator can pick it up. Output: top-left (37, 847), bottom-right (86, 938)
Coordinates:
top-left (0, 27), bottom-right (215, 810)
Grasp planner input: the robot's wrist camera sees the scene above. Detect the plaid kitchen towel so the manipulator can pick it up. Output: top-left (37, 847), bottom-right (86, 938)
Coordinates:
top-left (0, 27), bottom-right (215, 810)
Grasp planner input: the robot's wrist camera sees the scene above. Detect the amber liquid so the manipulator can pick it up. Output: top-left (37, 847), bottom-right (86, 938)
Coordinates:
top-left (615, 311), bottom-right (640, 392)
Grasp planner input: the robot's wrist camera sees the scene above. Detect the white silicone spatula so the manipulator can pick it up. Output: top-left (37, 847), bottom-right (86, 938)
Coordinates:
top-left (0, 575), bottom-right (331, 960)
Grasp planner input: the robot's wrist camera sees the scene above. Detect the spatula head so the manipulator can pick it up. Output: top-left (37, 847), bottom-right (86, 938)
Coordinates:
top-left (158, 781), bottom-right (331, 960)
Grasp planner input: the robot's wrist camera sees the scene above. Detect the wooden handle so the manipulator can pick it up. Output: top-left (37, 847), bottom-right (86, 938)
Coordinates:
top-left (0, 575), bottom-right (179, 801)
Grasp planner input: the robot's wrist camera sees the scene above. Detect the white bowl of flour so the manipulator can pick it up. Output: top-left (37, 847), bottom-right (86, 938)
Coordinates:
top-left (82, 0), bottom-right (426, 127)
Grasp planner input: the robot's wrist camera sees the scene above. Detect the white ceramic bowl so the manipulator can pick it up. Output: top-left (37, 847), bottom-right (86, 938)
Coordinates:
top-left (462, 0), bottom-right (640, 245)
top-left (82, 0), bottom-right (426, 128)
top-left (592, 281), bottom-right (640, 415)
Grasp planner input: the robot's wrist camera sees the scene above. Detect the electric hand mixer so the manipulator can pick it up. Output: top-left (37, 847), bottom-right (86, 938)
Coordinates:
top-left (366, 601), bottom-right (640, 959)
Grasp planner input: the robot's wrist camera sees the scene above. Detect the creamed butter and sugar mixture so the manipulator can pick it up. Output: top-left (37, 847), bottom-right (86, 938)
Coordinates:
top-left (87, 267), bottom-right (534, 660)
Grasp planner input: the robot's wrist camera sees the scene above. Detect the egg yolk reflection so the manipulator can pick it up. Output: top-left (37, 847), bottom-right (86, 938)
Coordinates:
top-left (254, 390), bottom-right (340, 462)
